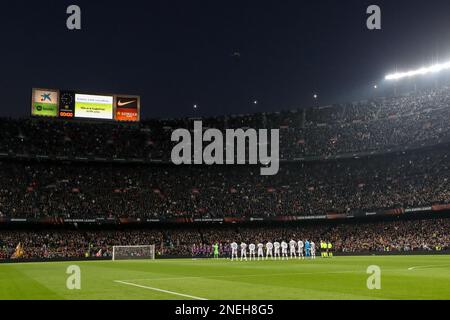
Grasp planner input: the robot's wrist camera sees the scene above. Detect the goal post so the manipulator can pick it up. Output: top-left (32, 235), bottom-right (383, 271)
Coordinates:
top-left (112, 245), bottom-right (156, 261)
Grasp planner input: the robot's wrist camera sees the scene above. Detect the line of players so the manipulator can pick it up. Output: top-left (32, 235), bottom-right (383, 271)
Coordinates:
top-left (229, 240), bottom-right (325, 261)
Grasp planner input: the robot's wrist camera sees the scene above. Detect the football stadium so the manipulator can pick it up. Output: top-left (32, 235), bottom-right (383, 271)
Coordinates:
top-left (0, 0), bottom-right (449, 306)
top-left (1, 85), bottom-right (450, 300)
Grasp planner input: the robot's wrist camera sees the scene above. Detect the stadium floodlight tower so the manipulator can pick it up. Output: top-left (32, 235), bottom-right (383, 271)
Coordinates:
top-left (385, 60), bottom-right (450, 80)
top-left (112, 245), bottom-right (156, 261)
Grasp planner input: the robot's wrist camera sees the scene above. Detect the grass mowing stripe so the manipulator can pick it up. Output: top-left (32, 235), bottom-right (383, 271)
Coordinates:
top-left (0, 265), bottom-right (64, 300)
top-left (1, 256), bottom-right (449, 299)
top-left (118, 270), bottom-right (360, 282)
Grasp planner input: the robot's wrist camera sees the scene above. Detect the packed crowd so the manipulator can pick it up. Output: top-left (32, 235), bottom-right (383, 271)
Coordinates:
top-left (1, 87), bottom-right (450, 161)
top-left (0, 218), bottom-right (448, 260)
top-left (0, 86), bottom-right (449, 261)
top-left (1, 144), bottom-right (450, 219)
top-left (200, 218), bottom-right (450, 253)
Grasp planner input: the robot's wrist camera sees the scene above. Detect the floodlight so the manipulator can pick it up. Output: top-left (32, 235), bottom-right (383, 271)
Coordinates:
top-left (385, 61), bottom-right (450, 80)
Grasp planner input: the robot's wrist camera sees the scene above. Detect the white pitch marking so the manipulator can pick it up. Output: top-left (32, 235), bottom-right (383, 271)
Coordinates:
top-left (114, 280), bottom-right (208, 300)
top-left (407, 265), bottom-right (448, 271)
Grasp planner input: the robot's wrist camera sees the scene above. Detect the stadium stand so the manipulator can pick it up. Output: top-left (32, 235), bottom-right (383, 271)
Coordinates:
top-left (1, 141), bottom-right (450, 219)
top-left (0, 218), bottom-right (448, 259)
top-left (1, 86), bottom-right (450, 260)
top-left (1, 87), bottom-right (450, 161)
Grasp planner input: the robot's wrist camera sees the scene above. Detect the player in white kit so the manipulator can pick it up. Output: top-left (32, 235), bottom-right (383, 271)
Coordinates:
top-left (249, 243), bottom-right (256, 260)
top-left (266, 242), bottom-right (274, 260)
top-left (289, 240), bottom-right (297, 259)
top-left (273, 241), bottom-right (281, 260)
top-left (310, 241), bottom-right (316, 259)
top-left (298, 240), bottom-right (304, 259)
top-left (281, 241), bottom-right (288, 260)
top-left (257, 243), bottom-right (264, 260)
top-left (231, 242), bottom-right (238, 261)
top-left (240, 242), bottom-right (247, 261)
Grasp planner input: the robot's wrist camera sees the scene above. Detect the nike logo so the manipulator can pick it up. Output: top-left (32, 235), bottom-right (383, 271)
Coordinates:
top-left (117, 100), bottom-right (136, 107)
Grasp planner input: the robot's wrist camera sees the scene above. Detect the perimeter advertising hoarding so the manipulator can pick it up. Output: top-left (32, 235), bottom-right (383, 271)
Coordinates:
top-left (31, 89), bottom-right (59, 117)
top-left (74, 93), bottom-right (114, 120)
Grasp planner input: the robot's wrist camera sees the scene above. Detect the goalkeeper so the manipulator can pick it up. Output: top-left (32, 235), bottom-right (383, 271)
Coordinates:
top-left (213, 243), bottom-right (219, 259)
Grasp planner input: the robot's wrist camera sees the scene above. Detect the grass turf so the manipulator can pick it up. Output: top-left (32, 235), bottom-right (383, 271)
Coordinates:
top-left (0, 255), bottom-right (449, 300)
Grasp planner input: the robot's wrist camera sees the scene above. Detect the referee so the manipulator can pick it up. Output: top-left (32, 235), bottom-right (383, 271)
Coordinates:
top-left (320, 240), bottom-right (327, 258)
top-left (327, 241), bottom-right (333, 258)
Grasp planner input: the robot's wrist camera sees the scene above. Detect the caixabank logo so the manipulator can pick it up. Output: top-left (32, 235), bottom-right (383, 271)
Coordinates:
top-left (31, 89), bottom-right (59, 117)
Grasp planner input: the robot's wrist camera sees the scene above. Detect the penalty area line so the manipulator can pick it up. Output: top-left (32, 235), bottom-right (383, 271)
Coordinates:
top-left (114, 280), bottom-right (208, 300)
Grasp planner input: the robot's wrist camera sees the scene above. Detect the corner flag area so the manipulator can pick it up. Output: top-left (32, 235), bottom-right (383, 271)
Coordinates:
top-left (1, 255), bottom-right (449, 300)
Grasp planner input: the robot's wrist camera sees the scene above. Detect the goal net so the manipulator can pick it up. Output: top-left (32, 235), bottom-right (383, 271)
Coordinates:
top-left (112, 245), bottom-right (156, 261)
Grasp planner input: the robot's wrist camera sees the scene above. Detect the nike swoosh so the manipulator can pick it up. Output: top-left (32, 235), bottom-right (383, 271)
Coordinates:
top-left (117, 100), bottom-right (136, 107)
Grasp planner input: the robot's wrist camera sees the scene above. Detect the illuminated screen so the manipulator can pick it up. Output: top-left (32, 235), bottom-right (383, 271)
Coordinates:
top-left (115, 96), bottom-right (140, 121)
top-left (32, 89), bottom-right (59, 117)
top-left (74, 94), bottom-right (114, 119)
top-left (59, 91), bottom-right (75, 118)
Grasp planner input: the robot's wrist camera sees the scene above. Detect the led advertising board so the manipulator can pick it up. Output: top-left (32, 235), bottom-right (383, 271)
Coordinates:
top-left (31, 88), bottom-right (140, 122)
top-left (74, 94), bottom-right (114, 120)
top-left (31, 89), bottom-right (59, 117)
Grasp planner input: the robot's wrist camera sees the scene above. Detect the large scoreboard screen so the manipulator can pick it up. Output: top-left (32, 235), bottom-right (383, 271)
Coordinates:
top-left (31, 88), bottom-right (140, 122)
top-left (75, 94), bottom-right (114, 120)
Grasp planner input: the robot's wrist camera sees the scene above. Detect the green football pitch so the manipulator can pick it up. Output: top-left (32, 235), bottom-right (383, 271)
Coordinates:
top-left (0, 255), bottom-right (449, 300)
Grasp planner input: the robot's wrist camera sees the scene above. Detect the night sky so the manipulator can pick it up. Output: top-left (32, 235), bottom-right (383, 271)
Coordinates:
top-left (1, 0), bottom-right (450, 119)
